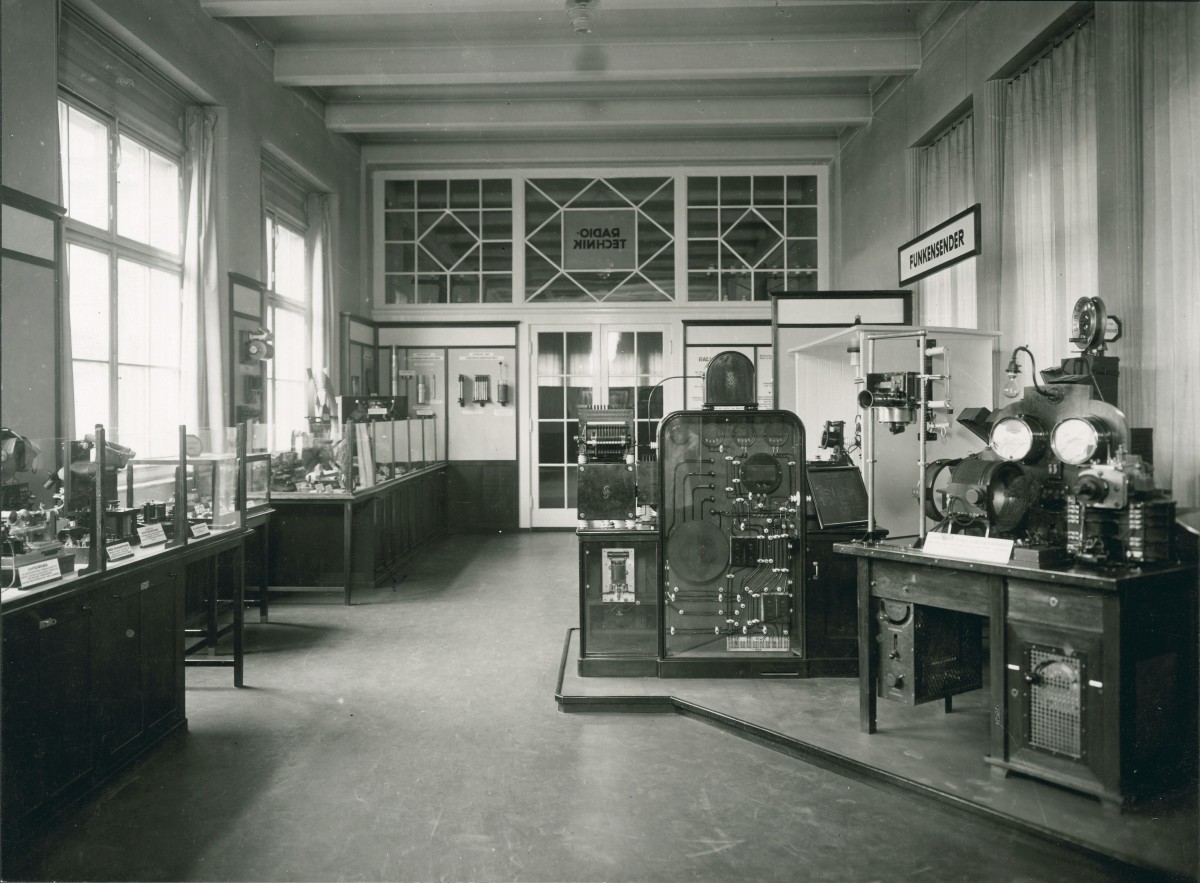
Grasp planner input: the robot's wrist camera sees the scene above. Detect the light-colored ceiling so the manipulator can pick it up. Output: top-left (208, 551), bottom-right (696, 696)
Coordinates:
top-left (200, 0), bottom-right (952, 145)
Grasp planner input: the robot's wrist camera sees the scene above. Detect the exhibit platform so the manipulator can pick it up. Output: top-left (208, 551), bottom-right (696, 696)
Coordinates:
top-left (555, 629), bottom-right (1196, 880)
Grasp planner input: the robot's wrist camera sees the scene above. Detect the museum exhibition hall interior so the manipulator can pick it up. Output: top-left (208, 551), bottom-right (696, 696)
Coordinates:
top-left (1, 1), bottom-right (1198, 880)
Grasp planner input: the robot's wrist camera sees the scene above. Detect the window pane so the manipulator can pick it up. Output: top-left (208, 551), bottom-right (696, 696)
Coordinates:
top-left (73, 360), bottom-right (110, 433)
top-left (149, 267), bottom-right (182, 367)
top-left (264, 216), bottom-right (275, 289)
top-left (538, 466), bottom-right (564, 509)
top-left (68, 244), bottom-right (110, 361)
top-left (116, 364), bottom-right (148, 453)
top-left (62, 104), bottom-right (110, 229)
top-left (117, 260), bottom-right (149, 364)
top-left (274, 222), bottom-right (306, 301)
top-left (117, 135), bottom-right (150, 245)
top-left (269, 308), bottom-right (308, 448)
top-left (149, 149), bottom-right (181, 253)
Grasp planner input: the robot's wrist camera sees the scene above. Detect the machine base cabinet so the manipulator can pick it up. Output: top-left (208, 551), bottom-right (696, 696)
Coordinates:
top-left (578, 530), bottom-right (659, 677)
top-left (989, 577), bottom-right (1195, 809)
top-left (840, 540), bottom-right (1197, 810)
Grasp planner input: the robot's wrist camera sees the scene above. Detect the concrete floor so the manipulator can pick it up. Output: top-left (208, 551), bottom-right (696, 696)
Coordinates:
top-left (13, 532), bottom-right (1159, 882)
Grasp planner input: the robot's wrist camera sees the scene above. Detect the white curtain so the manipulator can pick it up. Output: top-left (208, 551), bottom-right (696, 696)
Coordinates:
top-left (917, 115), bottom-right (976, 327)
top-left (1000, 25), bottom-right (1097, 368)
top-left (305, 192), bottom-right (335, 400)
top-left (1142, 4), bottom-right (1200, 506)
top-left (182, 106), bottom-right (223, 430)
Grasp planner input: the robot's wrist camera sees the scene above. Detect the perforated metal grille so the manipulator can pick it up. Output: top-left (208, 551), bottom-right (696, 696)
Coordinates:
top-left (1028, 647), bottom-right (1083, 758)
top-left (914, 609), bottom-right (983, 700)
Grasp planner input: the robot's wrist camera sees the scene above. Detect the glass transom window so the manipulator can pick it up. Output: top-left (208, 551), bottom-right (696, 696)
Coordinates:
top-left (525, 177), bottom-right (674, 302)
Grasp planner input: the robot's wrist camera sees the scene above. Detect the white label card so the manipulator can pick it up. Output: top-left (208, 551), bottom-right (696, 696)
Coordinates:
top-left (190, 522), bottom-right (211, 538)
top-left (17, 559), bottom-right (62, 589)
top-left (137, 523), bottom-right (168, 547)
top-left (922, 532), bottom-right (1014, 565)
top-left (106, 541), bottom-right (135, 561)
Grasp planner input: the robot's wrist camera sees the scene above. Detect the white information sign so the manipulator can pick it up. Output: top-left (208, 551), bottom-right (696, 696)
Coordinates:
top-left (137, 523), bottom-right (168, 547)
top-left (106, 541), bottom-right (135, 561)
top-left (898, 204), bottom-right (981, 286)
top-left (922, 531), bottom-right (1013, 565)
top-left (190, 522), bottom-right (211, 538)
top-left (17, 558), bottom-right (62, 589)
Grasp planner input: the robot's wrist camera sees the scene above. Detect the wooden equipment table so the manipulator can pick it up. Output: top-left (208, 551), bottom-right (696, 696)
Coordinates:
top-left (837, 540), bottom-right (1197, 810)
top-left (268, 465), bottom-right (447, 605)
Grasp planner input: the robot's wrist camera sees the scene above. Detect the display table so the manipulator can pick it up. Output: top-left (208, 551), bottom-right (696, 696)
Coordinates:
top-left (268, 464), bottom-right (447, 605)
top-left (838, 539), bottom-right (1197, 810)
top-left (1, 527), bottom-right (251, 854)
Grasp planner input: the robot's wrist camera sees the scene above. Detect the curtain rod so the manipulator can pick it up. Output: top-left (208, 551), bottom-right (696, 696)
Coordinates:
top-left (1008, 13), bottom-right (1095, 84)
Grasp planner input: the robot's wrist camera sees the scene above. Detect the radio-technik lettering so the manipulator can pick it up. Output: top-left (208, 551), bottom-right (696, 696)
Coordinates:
top-left (572, 227), bottom-right (628, 250)
top-left (909, 229), bottom-right (966, 269)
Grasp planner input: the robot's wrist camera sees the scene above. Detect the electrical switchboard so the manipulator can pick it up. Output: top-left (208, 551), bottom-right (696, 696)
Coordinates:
top-left (659, 410), bottom-right (805, 673)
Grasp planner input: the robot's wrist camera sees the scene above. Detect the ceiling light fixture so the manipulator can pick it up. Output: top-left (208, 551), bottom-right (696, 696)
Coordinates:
top-left (565, 0), bottom-right (598, 35)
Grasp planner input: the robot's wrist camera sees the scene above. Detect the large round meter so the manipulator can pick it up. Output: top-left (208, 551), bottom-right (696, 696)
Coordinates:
top-left (989, 416), bottom-right (1047, 463)
top-left (1050, 416), bottom-right (1110, 465)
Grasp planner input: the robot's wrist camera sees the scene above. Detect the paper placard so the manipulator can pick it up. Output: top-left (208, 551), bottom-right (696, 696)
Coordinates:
top-left (106, 541), bottom-right (135, 561)
top-left (137, 523), bottom-right (168, 547)
top-left (922, 532), bottom-right (1013, 565)
top-left (494, 407), bottom-right (515, 417)
top-left (17, 558), bottom-right (62, 589)
top-left (190, 522), bottom-right (211, 538)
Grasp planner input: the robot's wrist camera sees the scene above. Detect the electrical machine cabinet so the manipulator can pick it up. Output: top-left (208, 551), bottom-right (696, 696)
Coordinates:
top-left (658, 409), bottom-right (807, 676)
top-left (577, 529), bottom-right (659, 676)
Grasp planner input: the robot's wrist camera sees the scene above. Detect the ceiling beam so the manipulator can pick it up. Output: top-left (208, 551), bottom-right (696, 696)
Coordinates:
top-left (361, 135), bottom-right (842, 167)
top-left (276, 37), bottom-right (920, 88)
top-left (326, 95), bottom-right (871, 137)
top-left (202, 0), bottom-right (921, 17)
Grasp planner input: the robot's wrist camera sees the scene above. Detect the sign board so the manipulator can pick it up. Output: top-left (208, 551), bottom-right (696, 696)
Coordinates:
top-left (137, 523), bottom-right (168, 547)
top-left (17, 558), bottom-right (62, 589)
top-left (922, 531), bottom-right (1013, 565)
top-left (897, 204), bottom-right (981, 286)
top-left (563, 209), bottom-right (636, 271)
top-left (106, 541), bottom-right (135, 561)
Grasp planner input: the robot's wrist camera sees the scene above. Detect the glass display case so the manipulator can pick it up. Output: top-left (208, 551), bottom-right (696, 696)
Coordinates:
top-left (245, 452), bottom-right (271, 513)
top-left (187, 427), bottom-right (240, 529)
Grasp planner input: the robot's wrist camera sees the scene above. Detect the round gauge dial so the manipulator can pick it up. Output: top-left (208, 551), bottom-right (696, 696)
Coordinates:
top-left (988, 415), bottom-right (1047, 463)
top-left (700, 421), bottom-right (726, 449)
top-left (1050, 416), bottom-right (1110, 466)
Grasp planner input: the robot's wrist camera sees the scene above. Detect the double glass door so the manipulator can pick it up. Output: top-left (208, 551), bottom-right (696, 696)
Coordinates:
top-left (532, 325), bottom-right (665, 528)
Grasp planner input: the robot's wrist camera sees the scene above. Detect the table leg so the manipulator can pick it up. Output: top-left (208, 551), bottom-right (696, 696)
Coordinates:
top-left (858, 557), bottom-right (876, 733)
top-left (343, 501), bottom-right (353, 606)
top-left (206, 556), bottom-right (219, 656)
top-left (234, 543), bottom-right (245, 688)
top-left (259, 520), bottom-right (270, 623)
top-left (988, 574), bottom-right (1006, 760)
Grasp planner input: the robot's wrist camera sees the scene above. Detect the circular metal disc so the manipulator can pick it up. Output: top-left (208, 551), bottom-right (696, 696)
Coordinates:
top-left (667, 520), bottom-right (730, 584)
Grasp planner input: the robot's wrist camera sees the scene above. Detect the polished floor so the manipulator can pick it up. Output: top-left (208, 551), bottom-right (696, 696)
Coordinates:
top-left (14, 533), bottom-right (1161, 882)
